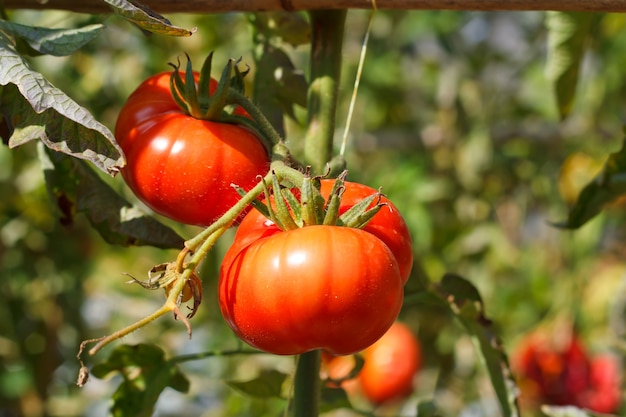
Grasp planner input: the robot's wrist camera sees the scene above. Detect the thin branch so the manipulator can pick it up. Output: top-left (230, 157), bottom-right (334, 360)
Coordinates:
top-left (3, 0), bottom-right (626, 14)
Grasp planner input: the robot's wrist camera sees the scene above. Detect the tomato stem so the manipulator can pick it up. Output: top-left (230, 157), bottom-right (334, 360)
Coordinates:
top-left (303, 10), bottom-right (347, 175)
top-left (227, 89), bottom-right (285, 149)
top-left (291, 350), bottom-right (321, 417)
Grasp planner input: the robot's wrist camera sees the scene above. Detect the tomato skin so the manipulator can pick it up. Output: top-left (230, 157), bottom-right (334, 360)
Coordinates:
top-left (321, 322), bottom-right (421, 404)
top-left (115, 71), bottom-right (269, 226)
top-left (359, 322), bottom-right (421, 403)
top-left (219, 225), bottom-right (404, 355)
top-left (234, 180), bottom-right (413, 283)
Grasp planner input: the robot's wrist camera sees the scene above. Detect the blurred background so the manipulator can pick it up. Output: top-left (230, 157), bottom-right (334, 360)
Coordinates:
top-left (1, 8), bottom-right (626, 417)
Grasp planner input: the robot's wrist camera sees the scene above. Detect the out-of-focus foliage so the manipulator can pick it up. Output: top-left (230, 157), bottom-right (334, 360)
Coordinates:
top-left (2, 7), bottom-right (626, 417)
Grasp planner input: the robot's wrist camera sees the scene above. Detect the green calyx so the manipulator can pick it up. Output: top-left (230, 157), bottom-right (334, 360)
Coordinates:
top-left (237, 169), bottom-right (384, 231)
top-left (169, 52), bottom-right (248, 121)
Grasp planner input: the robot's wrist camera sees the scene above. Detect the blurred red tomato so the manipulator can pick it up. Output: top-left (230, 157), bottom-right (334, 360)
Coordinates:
top-left (321, 322), bottom-right (421, 404)
top-left (513, 330), bottom-right (621, 414)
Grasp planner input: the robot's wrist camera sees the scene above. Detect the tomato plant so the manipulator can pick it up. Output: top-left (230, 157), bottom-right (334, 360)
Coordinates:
top-left (219, 224), bottom-right (404, 355)
top-left (233, 179), bottom-right (413, 282)
top-left (115, 70), bottom-right (270, 226)
top-left (322, 321), bottom-right (421, 404)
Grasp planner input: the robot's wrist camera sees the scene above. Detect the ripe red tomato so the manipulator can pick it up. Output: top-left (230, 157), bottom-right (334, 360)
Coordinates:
top-left (115, 71), bottom-right (269, 226)
top-left (359, 321), bottom-right (421, 404)
top-left (514, 331), bottom-right (590, 408)
top-left (219, 225), bottom-right (404, 355)
top-left (321, 322), bottom-right (421, 404)
top-left (513, 330), bottom-right (621, 414)
top-left (234, 179), bottom-right (413, 283)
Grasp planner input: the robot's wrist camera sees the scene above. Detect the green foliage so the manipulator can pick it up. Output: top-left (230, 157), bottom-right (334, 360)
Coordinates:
top-left (40, 145), bottom-right (185, 248)
top-left (0, 27), bottom-right (123, 175)
top-left (225, 369), bottom-right (288, 399)
top-left (545, 12), bottom-right (598, 119)
top-left (91, 343), bottom-right (190, 417)
top-left (557, 135), bottom-right (626, 229)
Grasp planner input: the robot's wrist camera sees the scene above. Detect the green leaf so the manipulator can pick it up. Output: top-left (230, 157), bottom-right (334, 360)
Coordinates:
top-left (435, 274), bottom-right (520, 417)
top-left (225, 369), bottom-right (288, 399)
top-left (91, 344), bottom-right (190, 417)
top-left (0, 20), bottom-right (104, 56)
top-left (0, 32), bottom-right (124, 176)
top-left (545, 12), bottom-right (598, 119)
top-left (103, 0), bottom-right (195, 37)
top-left (39, 145), bottom-right (185, 249)
top-left (319, 386), bottom-right (352, 414)
top-left (557, 136), bottom-right (626, 229)
top-left (415, 399), bottom-right (444, 417)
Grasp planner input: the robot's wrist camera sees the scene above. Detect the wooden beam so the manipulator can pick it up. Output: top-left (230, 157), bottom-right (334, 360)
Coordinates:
top-left (3, 0), bottom-right (626, 14)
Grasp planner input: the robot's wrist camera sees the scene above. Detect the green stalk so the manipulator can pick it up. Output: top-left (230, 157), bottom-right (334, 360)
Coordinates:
top-left (303, 10), bottom-right (347, 175)
top-left (291, 350), bottom-right (321, 417)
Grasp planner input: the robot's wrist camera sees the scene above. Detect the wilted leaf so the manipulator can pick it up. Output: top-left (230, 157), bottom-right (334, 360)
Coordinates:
top-left (104, 0), bottom-right (195, 37)
top-left (435, 274), bottom-right (520, 417)
top-left (0, 32), bottom-right (124, 176)
top-left (556, 136), bottom-right (626, 229)
top-left (40, 145), bottom-right (185, 249)
top-left (545, 12), bottom-right (598, 119)
top-left (91, 343), bottom-right (189, 417)
top-left (0, 20), bottom-right (104, 56)
top-left (225, 369), bottom-right (288, 399)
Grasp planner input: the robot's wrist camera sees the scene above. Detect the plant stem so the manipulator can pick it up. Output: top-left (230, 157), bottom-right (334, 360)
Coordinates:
top-left (303, 10), bottom-right (347, 175)
top-left (291, 350), bottom-right (321, 417)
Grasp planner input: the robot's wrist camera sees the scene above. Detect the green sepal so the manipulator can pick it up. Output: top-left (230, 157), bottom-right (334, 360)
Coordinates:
top-left (183, 54), bottom-right (201, 116)
top-left (300, 172), bottom-right (324, 226)
top-left (197, 51), bottom-right (214, 110)
top-left (281, 187), bottom-right (303, 228)
top-left (322, 171), bottom-right (347, 225)
top-left (338, 193), bottom-right (382, 229)
top-left (272, 173), bottom-right (299, 230)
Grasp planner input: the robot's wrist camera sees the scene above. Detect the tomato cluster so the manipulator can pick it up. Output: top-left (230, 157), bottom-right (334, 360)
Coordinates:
top-left (218, 180), bottom-right (413, 355)
top-left (322, 322), bottom-right (422, 404)
top-left (513, 330), bottom-right (621, 414)
top-left (115, 71), bottom-right (270, 226)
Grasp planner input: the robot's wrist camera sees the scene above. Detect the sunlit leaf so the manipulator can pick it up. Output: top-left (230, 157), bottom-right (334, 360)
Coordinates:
top-left (545, 12), bottom-right (598, 119)
top-left (0, 32), bottom-right (124, 176)
top-left (435, 274), bottom-right (520, 417)
top-left (225, 369), bottom-right (288, 399)
top-left (40, 145), bottom-right (185, 249)
top-left (104, 0), bottom-right (195, 37)
top-left (0, 20), bottom-right (104, 56)
top-left (250, 12), bottom-right (311, 47)
top-left (91, 343), bottom-right (189, 417)
top-left (556, 136), bottom-right (626, 229)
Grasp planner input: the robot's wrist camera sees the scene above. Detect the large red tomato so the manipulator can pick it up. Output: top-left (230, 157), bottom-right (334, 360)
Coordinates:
top-left (233, 180), bottom-right (413, 283)
top-left (219, 225), bottom-right (404, 355)
top-left (359, 321), bottom-right (421, 403)
top-left (115, 71), bottom-right (270, 226)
